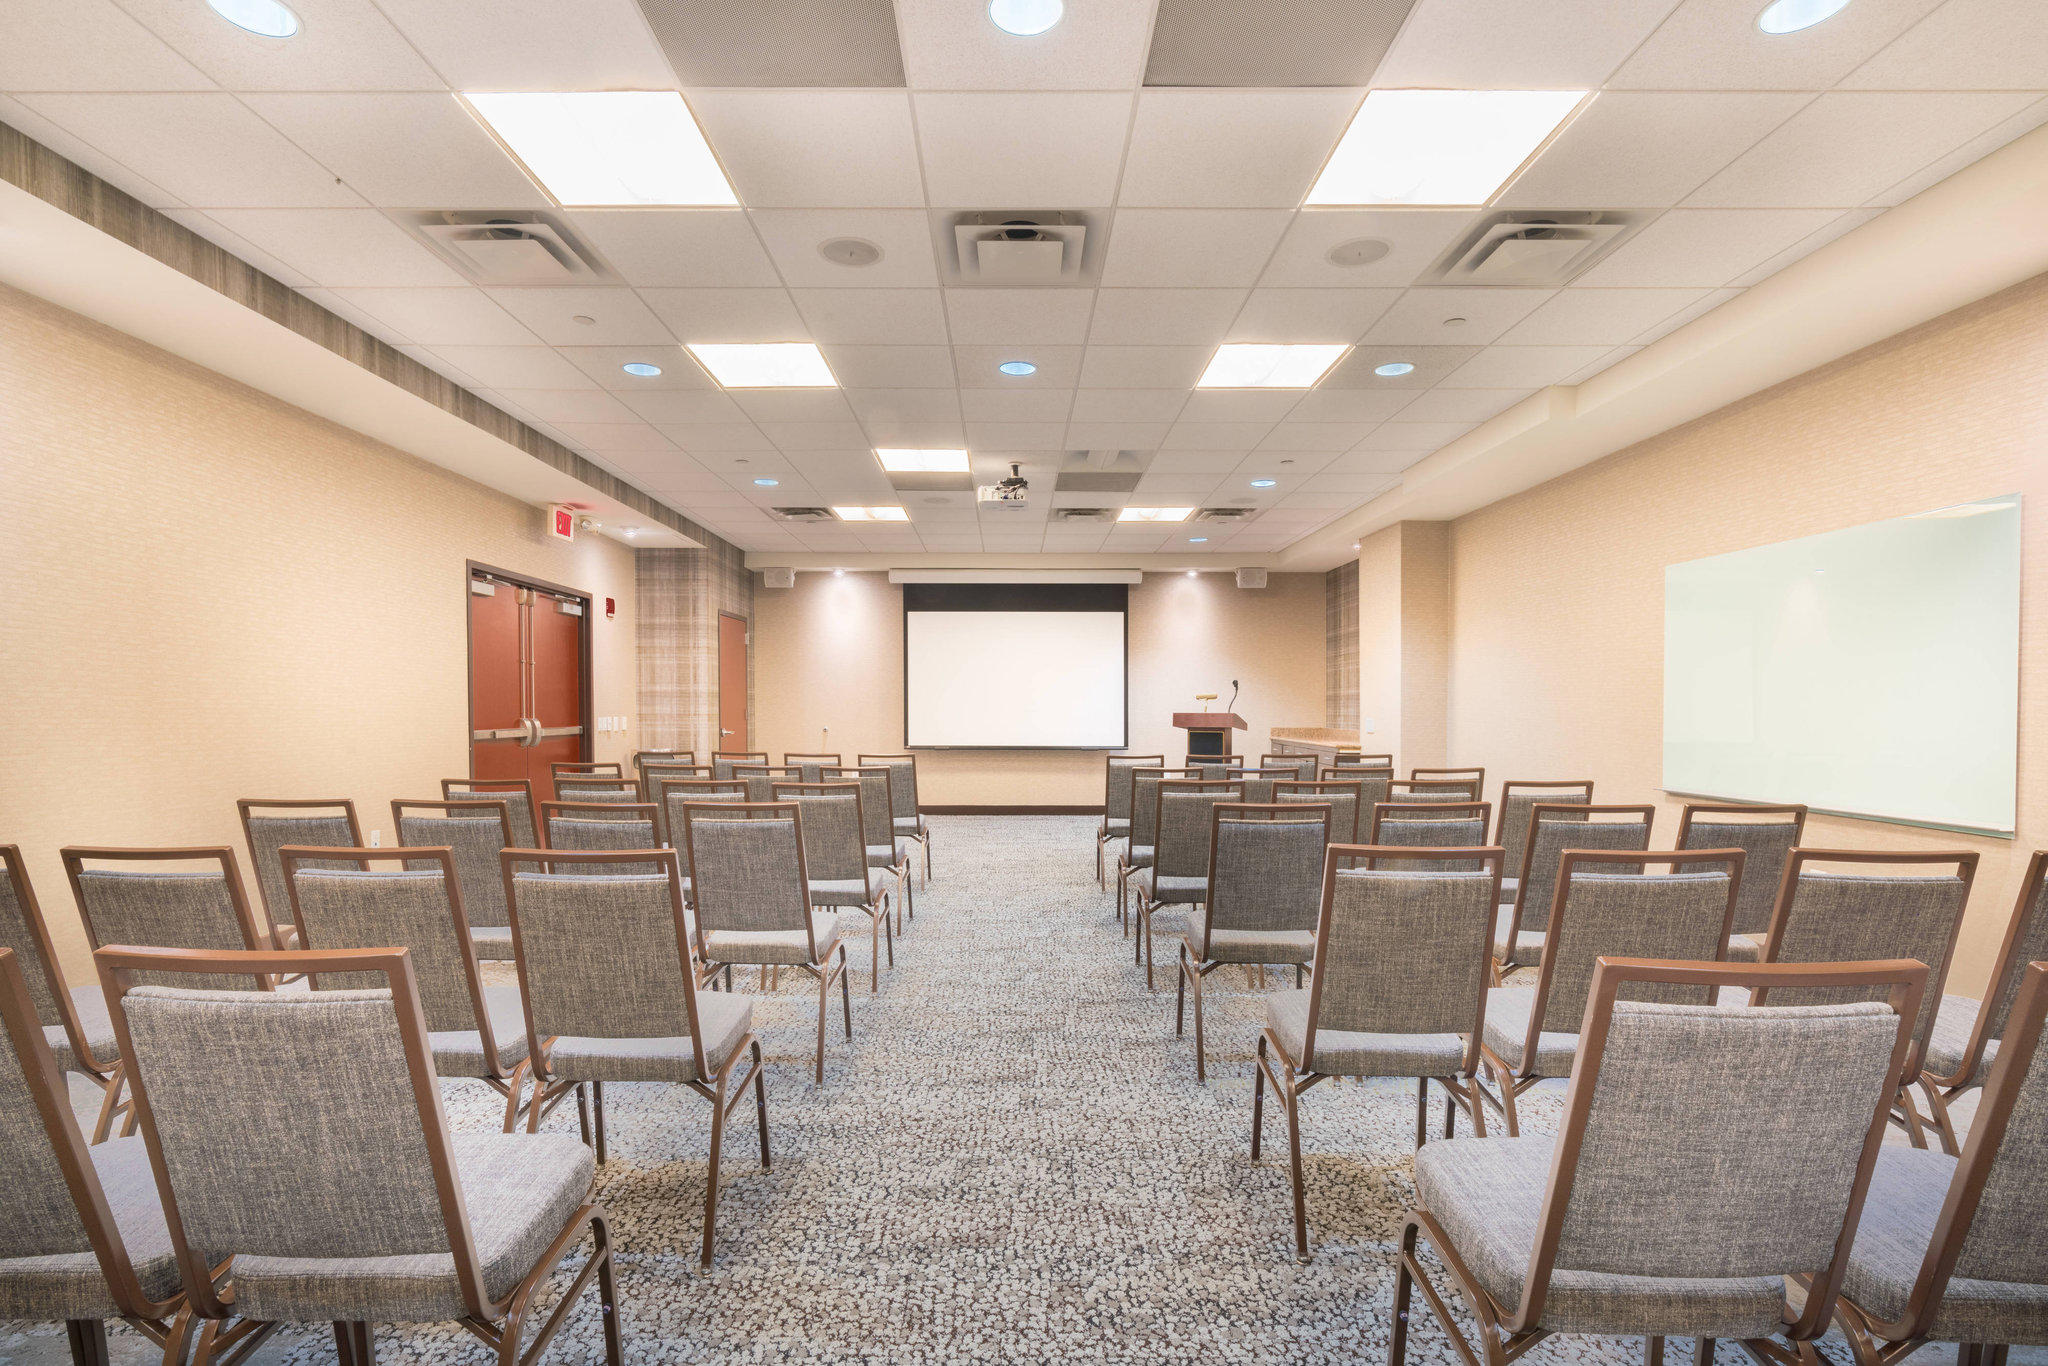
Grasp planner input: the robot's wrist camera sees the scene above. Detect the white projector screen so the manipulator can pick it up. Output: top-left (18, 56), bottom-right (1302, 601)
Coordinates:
top-left (1663, 496), bottom-right (2020, 835)
top-left (903, 584), bottom-right (1127, 748)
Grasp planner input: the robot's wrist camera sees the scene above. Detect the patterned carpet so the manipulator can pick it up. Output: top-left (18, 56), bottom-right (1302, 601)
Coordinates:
top-left (0, 816), bottom-right (1992, 1365)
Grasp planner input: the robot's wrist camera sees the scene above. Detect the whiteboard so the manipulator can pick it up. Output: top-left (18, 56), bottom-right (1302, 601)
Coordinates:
top-left (1663, 497), bottom-right (2020, 834)
top-left (904, 609), bottom-right (1126, 748)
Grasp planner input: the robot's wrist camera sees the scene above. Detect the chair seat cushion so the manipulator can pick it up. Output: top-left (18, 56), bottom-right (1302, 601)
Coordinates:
top-left (1498, 876), bottom-right (1520, 901)
top-left (274, 921), bottom-right (300, 950)
top-left (0, 1136), bottom-right (181, 1321)
top-left (1187, 924), bottom-right (1315, 964)
top-left (1415, 1135), bottom-right (1788, 1337)
top-left (1266, 990), bottom-right (1468, 1078)
top-left (705, 911), bottom-right (844, 966)
top-left (893, 815), bottom-right (926, 836)
top-left (1724, 933), bottom-right (1765, 963)
top-left (470, 925), bottom-right (516, 962)
top-left (1492, 907), bottom-right (1546, 964)
top-left (809, 870), bottom-right (893, 907)
top-left (45, 985), bottom-right (120, 1076)
top-left (1145, 873), bottom-right (1207, 905)
top-left (1122, 845), bottom-right (1153, 872)
top-left (428, 984), bottom-right (532, 1077)
top-left (229, 1132), bottom-right (595, 1324)
top-left (545, 993), bottom-right (754, 1083)
top-left (866, 841), bottom-right (908, 869)
top-left (1481, 986), bottom-right (1577, 1077)
top-left (1921, 994), bottom-right (1992, 1080)
top-left (1099, 818), bottom-right (1130, 837)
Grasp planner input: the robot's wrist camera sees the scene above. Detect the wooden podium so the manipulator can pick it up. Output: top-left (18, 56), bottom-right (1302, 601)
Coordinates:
top-left (1172, 711), bottom-right (1247, 757)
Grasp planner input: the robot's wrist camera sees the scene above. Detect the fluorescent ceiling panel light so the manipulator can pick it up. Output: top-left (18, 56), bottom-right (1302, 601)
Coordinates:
top-left (687, 343), bottom-right (837, 388)
top-left (1118, 507), bottom-right (1194, 523)
top-left (876, 449), bottom-right (971, 474)
top-left (833, 506), bottom-right (910, 522)
top-left (1197, 344), bottom-right (1349, 389)
top-left (462, 91), bottom-right (738, 207)
top-left (1307, 89), bottom-right (1586, 206)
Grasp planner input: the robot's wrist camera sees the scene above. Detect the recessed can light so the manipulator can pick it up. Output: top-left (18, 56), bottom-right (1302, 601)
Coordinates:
top-left (207, 0), bottom-right (300, 37)
top-left (833, 568), bottom-right (846, 577)
top-left (1188, 537), bottom-right (1209, 543)
top-left (1757, 0), bottom-right (1852, 33)
top-left (989, 0), bottom-right (1063, 36)
top-left (1250, 478), bottom-right (1278, 488)
top-left (753, 478), bottom-right (779, 487)
top-left (1186, 569), bottom-right (1198, 578)
top-left (1375, 361), bottom-right (1417, 377)
top-left (998, 360), bottom-right (1038, 376)
top-left (621, 362), bottom-right (662, 377)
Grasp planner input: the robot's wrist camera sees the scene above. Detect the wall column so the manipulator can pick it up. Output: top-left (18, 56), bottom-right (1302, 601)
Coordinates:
top-left (1355, 521), bottom-right (1452, 768)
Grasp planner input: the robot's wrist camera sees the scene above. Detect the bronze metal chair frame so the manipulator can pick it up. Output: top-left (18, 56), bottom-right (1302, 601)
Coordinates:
top-left (1477, 847), bottom-right (1743, 1136)
top-left (1115, 767), bottom-right (1205, 930)
top-left (856, 753), bottom-right (934, 885)
top-left (1256, 842), bottom-right (1506, 1262)
top-left (1493, 781), bottom-right (1596, 844)
top-left (280, 844), bottom-right (529, 1132)
top-left (538, 800), bottom-right (662, 842)
top-left (234, 799), bottom-right (364, 951)
top-left (1093, 754), bottom-right (1164, 889)
top-left (1133, 778), bottom-right (1245, 990)
top-left (1322, 765), bottom-right (1394, 783)
top-left (0, 844), bottom-right (111, 1080)
top-left (1257, 753), bottom-right (1319, 779)
top-left (1271, 780), bottom-right (1366, 843)
top-left (655, 779), bottom-right (749, 859)
top-left (1412, 766), bottom-right (1486, 794)
top-left (550, 762), bottom-right (623, 780)
top-left (710, 751), bottom-right (770, 780)
top-left (392, 799), bottom-right (517, 935)
top-left (1176, 802), bottom-right (1331, 1083)
top-left (637, 764), bottom-right (713, 810)
top-left (551, 777), bottom-right (642, 805)
top-left (443, 778), bottom-right (538, 847)
top-left (0, 947), bottom-right (190, 1365)
top-left (781, 752), bottom-right (843, 776)
top-left (631, 749), bottom-right (694, 782)
top-left (95, 944), bottom-right (623, 1365)
top-left (1391, 777), bottom-right (1482, 801)
top-left (824, 766), bottom-right (914, 928)
top-left (772, 781), bottom-right (894, 990)
top-left (1497, 803), bottom-right (1659, 972)
top-left (1394, 957), bottom-right (1926, 1366)
top-left (1673, 800), bottom-right (1808, 951)
top-left (734, 764), bottom-right (806, 803)
top-left (1365, 801), bottom-right (1494, 867)
top-left (681, 802), bottom-right (852, 1085)
top-left (1334, 752), bottom-right (1395, 768)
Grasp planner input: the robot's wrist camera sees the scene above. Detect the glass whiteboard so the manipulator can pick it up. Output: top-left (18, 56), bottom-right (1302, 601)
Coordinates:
top-left (1663, 496), bottom-right (2020, 835)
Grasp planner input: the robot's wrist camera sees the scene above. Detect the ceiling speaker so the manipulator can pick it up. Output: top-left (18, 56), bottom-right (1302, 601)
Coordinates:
top-left (1235, 567), bottom-right (1269, 589)
top-left (762, 566), bottom-right (796, 589)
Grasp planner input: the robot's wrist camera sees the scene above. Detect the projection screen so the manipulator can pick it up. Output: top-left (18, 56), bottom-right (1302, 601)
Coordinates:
top-left (1662, 495), bottom-right (2020, 835)
top-left (903, 583), bottom-right (1127, 749)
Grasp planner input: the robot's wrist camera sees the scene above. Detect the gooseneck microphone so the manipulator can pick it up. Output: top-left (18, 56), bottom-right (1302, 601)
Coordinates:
top-left (1228, 680), bottom-right (1239, 713)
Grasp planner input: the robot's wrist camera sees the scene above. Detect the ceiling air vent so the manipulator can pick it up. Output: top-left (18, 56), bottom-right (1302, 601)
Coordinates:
top-left (1051, 507), bottom-right (1117, 523)
top-left (950, 211), bottom-right (1092, 284)
top-left (1194, 507), bottom-right (1259, 523)
top-left (772, 507), bottom-right (835, 523)
top-left (1423, 211), bottom-right (1646, 288)
top-left (409, 212), bottom-right (605, 285)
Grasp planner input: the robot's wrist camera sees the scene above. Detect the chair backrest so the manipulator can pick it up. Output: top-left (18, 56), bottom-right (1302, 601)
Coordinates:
top-left (539, 802), bottom-right (661, 873)
top-left (0, 846), bottom-right (76, 1039)
top-left (711, 750), bottom-right (769, 780)
top-left (63, 848), bottom-right (271, 991)
top-left (501, 849), bottom-right (717, 1079)
top-left (98, 945), bottom-right (503, 1322)
top-left (678, 804), bottom-right (817, 953)
top-left (1366, 801), bottom-right (1493, 870)
top-left (1754, 849), bottom-right (1978, 1071)
top-left (856, 754), bottom-right (922, 819)
top-left (1259, 754), bottom-right (1319, 780)
top-left (1389, 777), bottom-right (1481, 802)
top-left (824, 767), bottom-right (897, 849)
top-left (236, 799), bottom-right (362, 928)
top-left (1931, 851), bottom-right (2048, 1087)
top-left (1334, 752), bottom-right (1394, 769)
top-left (637, 762), bottom-right (711, 803)
top-left (553, 776), bottom-right (641, 807)
top-left (782, 753), bottom-right (842, 783)
top-left (1514, 958), bottom-right (1923, 1339)
top-left (657, 778), bottom-right (750, 848)
top-left (1303, 845), bottom-right (1503, 1072)
top-left (771, 782), bottom-right (868, 882)
top-left (735, 764), bottom-right (805, 801)
top-left (1201, 804), bottom-right (1329, 944)
top-left (1153, 780), bottom-right (1245, 878)
top-left (392, 799), bottom-right (514, 931)
top-left (1186, 755), bottom-right (1245, 774)
top-left (1512, 803), bottom-right (1657, 933)
top-left (1675, 802), bottom-right (1807, 938)
top-left (1324, 768), bottom-right (1393, 804)
top-left (632, 749), bottom-right (693, 779)
top-left (1129, 768), bottom-right (1203, 849)
top-left (1273, 780), bottom-right (1363, 843)
top-left (551, 761), bottom-right (622, 779)
top-left (1496, 781), bottom-right (1595, 878)
top-left (1412, 766), bottom-right (1484, 795)
top-left (1101, 755), bottom-right (1162, 823)
top-left (1234, 768), bottom-right (1300, 803)
top-left (443, 777), bottom-right (537, 848)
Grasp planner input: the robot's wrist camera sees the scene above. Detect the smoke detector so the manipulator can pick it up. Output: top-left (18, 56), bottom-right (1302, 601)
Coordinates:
top-left (950, 211), bottom-right (1092, 284)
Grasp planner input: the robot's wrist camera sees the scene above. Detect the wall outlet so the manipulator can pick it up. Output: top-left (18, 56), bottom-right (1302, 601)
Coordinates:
top-left (368, 829), bottom-right (382, 848)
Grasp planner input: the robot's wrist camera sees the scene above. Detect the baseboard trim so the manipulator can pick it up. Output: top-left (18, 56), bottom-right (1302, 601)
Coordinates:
top-left (922, 805), bottom-right (1102, 815)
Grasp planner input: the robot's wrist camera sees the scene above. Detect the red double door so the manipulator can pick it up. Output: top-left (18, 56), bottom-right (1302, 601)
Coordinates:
top-left (468, 567), bottom-right (588, 802)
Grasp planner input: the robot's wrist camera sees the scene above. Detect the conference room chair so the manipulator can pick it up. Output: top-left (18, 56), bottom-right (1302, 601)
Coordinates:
top-left (1479, 848), bottom-right (1741, 1135)
top-left (1827, 960), bottom-right (2048, 1366)
top-left (858, 753), bottom-right (932, 883)
top-left (1131, 778), bottom-right (1244, 990)
top-left (61, 846), bottom-right (275, 1142)
top-left (1176, 802), bottom-right (1330, 1082)
top-left (711, 750), bottom-right (769, 780)
top-left (1116, 767), bottom-right (1204, 930)
top-left (1235, 766), bottom-right (1303, 804)
top-left (681, 802), bottom-right (852, 1085)
top-left (826, 766), bottom-right (913, 929)
top-left (1493, 780), bottom-right (1595, 905)
top-left (96, 942), bottom-right (624, 1364)
top-left (235, 798), bottom-right (362, 950)
top-left (632, 748), bottom-right (694, 780)
top-left (1411, 766), bottom-right (1485, 794)
top-left (735, 763), bottom-right (806, 802)
top-left (444, 776), bottom-right (538, 848)
top-left (0, 947), bottom-right (186, 1365)
top-left (1272, 779), bottom-right (1363, 844)
top-left (774, 782), bottom-right (895, 991)
top-left (1919, 849), bottom-right (2048, 1153)
top-left (1674, 801), bottom-right (1808, 959)
top-left (1258, 754), bottom-right (1319, 781)
top-left (656, 778), bottom-right (749, 854)
top-left (1333, 752), bottom-right (1394, 769)
top-left (1095, 754), bottom-right (1162, 888)
top-left (554, 775), bottom-right (643, 808)
top-left (1321, 767), bottom-right (1393, 805)
top-left (1365, 802), bottom-right (1493, 869)
top-left (1389, 777), bottom-right (1482, 803)
top-left (1496, 803), bottom-right (1657, 972)
top-left (637, 761), bottom-right (711, 804)
top-left (1186, 755), bottom-right (1246, 773)
top-left (782, 752), bottom-right (842, 783)
top-left (1746, 848), bottom-right (1978, 1148)
top-left (393, 798), bottom-right (519, 963)
top-left (551, 761), bottom-right (623, 780)
top-left (1255, 843), bottom-right (1505, 1261)
top-left (1396, 957), bottom-right (1924, 1366)
top-left (0, 846), bottom-right (118, 1089)
top-left (540, 803), bottom-right (662, 881)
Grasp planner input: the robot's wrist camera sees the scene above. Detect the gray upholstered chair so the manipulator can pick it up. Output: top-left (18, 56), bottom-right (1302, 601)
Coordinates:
top-left (1095, 754), bottom-right (1162, 888)
top-left (636, 762), bottom-right (710, 808)
top-left (553, 776), bottom-right (642, 808)
top-left (0, 846), bottom-right (117, 1089)
top-left (1920, 849), bottom-right (2048, 1154)
top-left (501, 848), bottom-right (764, 1269)
top-left (235, 798), bottom-right (362, 951)
top-left (1130, 778), bottom-right (1244, 991)
top-left (97, 943), bottom-right (623, 1364)
top-left (394, 798), bottom-right (519, 962)
top-left (827, 766), bottom-right (914, 929)
top-left (0, 947), bottom-right (186, 1363)
top-left (1176, 803), bottom-right (1330, 1082)
top-left (711, 750), bottom-right (769, 780)
top-left (782, 753), bottom-right (842, 783)
top-left (1116, 767), bottom-right (1204, 930)
top-left (1397, 958), bottom-right (1925, 1366)
top-left (1830, 960), bottom-right (2048, 1366)
top-left (1389, 777), bottom-right (1482, 803)
top-left (281, 846), bottom-right (531, 1131)
top-left (1273, 779), bottom-right (1364, 844)
top-left (1748, 849), bottom-right (1978, 1148)
top-left (1675, 802), bottom-right (1808, 960)
top-left (1496, 803), bottom-right (1656, 971)
top-left (735, 764), bottom-right (806, 802)
top-left (1235, 767), bottom-right (1301, 804)
top-left (1479, 848), bottom-right (1742, 1135)
top-left (656, 778), bottom-right (750, 856)
top-left (1258, 754), bottom-right (1319, 781)
top-left (682, 802), bottom-right (852, 1085)
top-left (632, 748), bottom-right (695, 787)
top-left (444, 776), bottom-right (538, 848)
top-left (1411, 766), bottom-right (1484, 795)
top-left (773, 782), bottom-right (894, 991)
top-left (1366, 801), bottom-right (1493, 870)
top-left (1493, 780), bottom-right (1594, 907)
top-left (542, 798), bottom-right (659, 839)
top-left (1333, 752), bottom-right (1393, 769)
top-left (551, 761), bottom-right (623, 782)
top-left (858, 753), bottom-right (932, 884)
top-left (1256, 844), bottom-right (1506, 1261)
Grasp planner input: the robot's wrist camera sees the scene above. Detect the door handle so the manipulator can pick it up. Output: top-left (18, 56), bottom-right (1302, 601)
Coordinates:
top-left (720, 728), bottom-right (735, 736)
top-left (519, 717), bottom-right (541, 748)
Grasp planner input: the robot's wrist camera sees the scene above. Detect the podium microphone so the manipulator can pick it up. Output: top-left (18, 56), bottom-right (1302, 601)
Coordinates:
top-left (1228, 680), bottom-right (1239, 712)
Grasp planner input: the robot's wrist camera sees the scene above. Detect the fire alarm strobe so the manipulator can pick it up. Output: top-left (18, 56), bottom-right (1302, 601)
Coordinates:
top-left (547, 504), bottom-right (576, 542)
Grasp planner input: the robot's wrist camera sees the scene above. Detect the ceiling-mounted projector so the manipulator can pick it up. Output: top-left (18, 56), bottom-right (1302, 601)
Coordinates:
top-left (976, 462), bottom-right (1030, 510)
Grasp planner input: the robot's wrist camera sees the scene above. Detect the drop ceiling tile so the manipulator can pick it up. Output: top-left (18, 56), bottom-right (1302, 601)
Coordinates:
top-left (479, 287), bottom-right (670, 347)
top-left (1319, 345), bottom-right (1480, 389)
top-left (196, 208), bottom-right (462, 285)
top-left (372, 0), bottom-right (677, 89)
top-left (640, 289), bottom-right (810, 343)
top-left (296, 287), bottom-right (406, 342)
top-left (1134, 473), bottom-right (1226, 494)
top-left (1441, 346), bottom-right (1611, 389)
top-left (1686, 93), bottom-right (2035, 208)
top-left (1630, 288), bottom-right (1741, 345)
top-left (427, 345), bottom-right (595, 389)
top-left (1257, 211), bottom-right (1475, 289)
top-left (159, 209), bottom-right (314, 285)
top-left (241, 93), bottom-right (547, 210)
top-left (17, 94), bottom-right (364, 208)
top-left (689, 91), bottom-right (925, 209)
top-left (1726, 208), bottom-right (1881, 287)
top-left (1498, 92), bottom-right (1812, 210)
top-left (1361, 288), bottom-right (1555, 346)
top-left (493, 389), bottom-right (638, 424)
top-left (965, 422), bottom-right (1067, 450)
top-left (327, 287), bottom-right (536, 345)
top-left (1118, 90), bottom-right (1362, 209)
top-left (958, 390), bottom-right (1073, 422)
top-left (1303, 470), bottom-right (1401, 495)
top-left (749, 210), bottom-right (938, 288)
top-left (1256, 423), bottom-right (1379, 452)
top-left (1846, 0), bottom-right (2048, 88)
top-left (945, 288), bottom-right (1097, 345)
top-left (1498, 288), bottom-right (1710, 346)
top-left (1069, 389), bottom-right (1190, 422)
top-left (1146, 450), bottom-right (1249, 474)
top-left (730, 390), bottom-right (858, 423)
top-left (1078, 345), bottom-right (1214, 389)
top-left (1284, 389), bottom-right (1415, 423)
top-left (864, 418), bottom-right (969, 449)
top-left (1099, 210), bottom-right (1292, 288)
top-left (395, 343), bottom-right (479, 386)
top-left (1869, 97), bottom-right (2048, 205)
top-left (558, 346), bottom-right (717, 390)
top-left (791, 288), bottom-right (947, 344)
top-left (823, 345), bottom-right (958, 388)
top-left (118, 0), bottom-right (442, 89)
top-left (1322, 449), bottom-right (1426, 476)
top-left (1177, 391), bottom-right (1303, 423)
top-left (0, 0), bottom-right (213, 91)
top-left (1162, 421), bottom-right (1276, 451)
top-left (0, 96), bottom-right (190, 207)
top-left (1064, 421), bottom-right (1175, 449)
top-left (1573, 209), bottom-right (1843, 287)
top-left (845, 389), bottom-right (967, 426)
top-left (569, 211), bottom-right (780, 289)
top-left (913, 93), bottom-right (1132, 206)
top-left (1352, 422), bottom-right (1477, 452)
top-left (1083, 288), bottom-right (1243, 347)
top-left (1558, 346), bottom-right (1641, 385)
top-left (1374, 0), bottom-right (1682, 86)
top-left (758, 422), bottom-right (873, 452)
top-left (895, 0), bottom-right (1154, 89)
top-left (1610, 0), bottom-right (1948, 89)
top-left (660, 425), bottom-right (777, 452)
top-left (1393, 388), bottom-right (1535, 423)
top-left (955, 345), bottom-right (1084, 388)
top-left (551, 422), bottom-right (678, 454)
top-left (1226, 289), bottom-right (1398, 343)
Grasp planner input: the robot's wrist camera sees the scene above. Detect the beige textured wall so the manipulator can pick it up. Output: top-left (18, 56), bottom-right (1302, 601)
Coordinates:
top-left (1354, 521), bottom-right (1451, 764)
top-left (1445, 270), bottom-right (2048, 996)
top-left (1356, 526), bottom-right (1404, 757)
top-left (0, 284), bottom-right (642, 978)
top-left (752, 570), bottom-right (1328, 805)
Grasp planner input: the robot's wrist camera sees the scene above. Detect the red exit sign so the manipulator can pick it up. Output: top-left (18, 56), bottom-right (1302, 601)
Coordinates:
top-left (548, 504), bottom-right (575, 541)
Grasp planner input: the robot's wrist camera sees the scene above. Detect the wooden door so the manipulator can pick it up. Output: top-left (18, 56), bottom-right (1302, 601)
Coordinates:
top-left (469, 566), bottom-right (590, 802)
top-left (717, 611), bottom-right (748, 751)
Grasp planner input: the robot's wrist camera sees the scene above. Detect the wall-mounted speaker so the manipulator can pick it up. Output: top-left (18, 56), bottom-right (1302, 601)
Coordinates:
top-left (762, 566), bottom-right (795, 589)
top-left (1234, 567), bottom-right (1269, 589)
